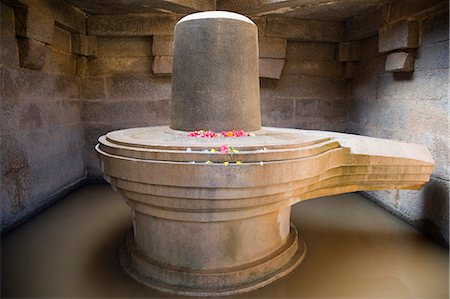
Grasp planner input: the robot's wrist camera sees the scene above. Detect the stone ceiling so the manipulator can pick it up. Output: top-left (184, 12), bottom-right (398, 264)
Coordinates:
top-left (64, 0), bottom-right (390, 20)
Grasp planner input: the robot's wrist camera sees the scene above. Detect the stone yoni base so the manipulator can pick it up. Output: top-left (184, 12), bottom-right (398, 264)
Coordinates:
top-left (119, 224), bottom-right (306, 297)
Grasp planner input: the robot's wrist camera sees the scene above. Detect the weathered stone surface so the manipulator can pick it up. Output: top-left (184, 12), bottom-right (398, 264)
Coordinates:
top-left (71, 34), bottom-right (98, 57)
top-left (1, 32), bottom-right (20, 69)
top-left (266, 17), bottom-right (344, 42)
top-left (359, 35), bottom-right (379, 59)
top-left (344, 4), bottom-right (387, 41)
top-left (152, 35), bottom-right (173, 56)
top-left (259, 58), bottom-right (285, 79)
top-left (286, 41), bottom-right (336, 61)
top-left (283, 59), bottom-right (342, 77)
top-left (75, 56), bottom-right (88, 77)
top-left (87, 14), bottom-right (180, 36)
top-left (261, 97), bottom-right (294, 127)
top-left (17, 38), bottom-right (47, 70)
top-left (1, 2), bottom-right (16, 36)
top-left (3, 67), bottom-right (79, 100)
top-left (343, 62), bottom-right (357, 79)
top-left (87, 57), bottom-right (153, 76)
top-left (259, 37), bottom-right (287, 59)
top-left (80, 77), bottom-right (105, 99)
top-left (106, 75), bottom-right (171, 100)
top-left (378, 20), bottom-right (420, 53)
top-left (43, 47), bottom-right (75, 75)
top-left (415, 40), bottom-right (449, 71)
top-left (261, 75), bottom-right (347, 100)
top-left (19, 0), bottom-right (86, 34)
top-left (14, 5), bottom-right (55, 44)
top-left (385, 52), bottom-right (414, 72)
top-left (51, 26), bottom-right (72, 53)
top-left (421, 10), bottom-right (449, 45)
top-left (378, 69), bottom-right (447, 100)
top-left (338, 41), bottom-right (361, 62)
top-left (152, 56), bottom-right (173, 76)
top-left (82, 99), bottom-right (170, 124)
top-left (388, 0), bottom-right (443, 23)
top-left (98, 37), bottom-right (152, 57)
top-left (171, 12), bottom-right (261, 131)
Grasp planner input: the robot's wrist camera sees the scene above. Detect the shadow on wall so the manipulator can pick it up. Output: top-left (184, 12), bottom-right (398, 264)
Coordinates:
top-left (419, 179), bottom-right (449, 244)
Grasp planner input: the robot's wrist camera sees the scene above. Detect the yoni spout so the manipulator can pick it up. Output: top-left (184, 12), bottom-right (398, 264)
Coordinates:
top-left (170, 11), bottom-right (261, 132)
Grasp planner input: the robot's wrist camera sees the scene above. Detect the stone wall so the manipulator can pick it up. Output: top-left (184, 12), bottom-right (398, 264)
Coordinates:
top-left (348, 10), bottom-right (449, 244)
top-left (0, 2), bottom-right (86, 232)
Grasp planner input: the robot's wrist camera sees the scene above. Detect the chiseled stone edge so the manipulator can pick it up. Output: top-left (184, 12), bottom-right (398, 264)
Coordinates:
top-left (119, 225), bottom-right (306, 297)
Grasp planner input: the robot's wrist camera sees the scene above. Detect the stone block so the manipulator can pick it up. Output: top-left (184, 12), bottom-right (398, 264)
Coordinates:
top-left (106, 75), bottom-right (171, 100)
top-left (43, 47), bottom-right (75, 75)
top-left (345, 4), bottom-right (387, 41)
top-left (259, 37), bottom-right (287, 59)
top-left (359, 35), bottom-right (379, 60)
top-left (378, 20), bottom-right (420, 53)
top-left (87, 14), bottom-right (179, 36)
top-left (98, 37), bottom-right (152, 57)
top-left (50, 26), bottom-right (71, 53)
top-left (250, 16), bottom-right (266, 37)
top-left (80, 77), bottom-right (105, 99)
top-left (266, 17), bottom-right (344, 42)
top-left (152, 56), bottom-right (173, 76)
top-left (87, 57), bottom-right (153, 76)
top-left (259, 58), bottom-right (285, 79)
top-left (14, 6), bottom-right (54, 44)
top-left (75, 56), bottom-right (88, 78)
top-left (385, 52), bottom-right (414, 72)
top-left (152, 35), bottom-right (173, 56)
top-left (72, 34), bottom-right (98, 57)
top-left (338, 41), bottom-right (361, 62)
top-left (283, 59), bottom-right (342, 77)
top-left (285, 41), bottom-right (336, 61)
top-left (17, 38), bottom-right (47, 70)
top-left (22, 0), bottom-right (86, 34)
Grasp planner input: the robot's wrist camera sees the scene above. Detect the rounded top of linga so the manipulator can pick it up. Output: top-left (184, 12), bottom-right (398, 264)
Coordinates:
top-left (170, 11), bottom-right (261, 132)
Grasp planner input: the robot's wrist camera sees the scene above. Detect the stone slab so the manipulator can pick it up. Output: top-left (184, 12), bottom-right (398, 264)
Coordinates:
top-left (87, 14), bottom-right (180, 36)
top-left (152, 35), bottom-right (173, 56)
top-left (266, 17), bottom-right (344, 42)
top-left (259, 58), bottom-right (285, 79)
top-left (344, 4), bottom-right (387, 41)
top-left (17, 38), bottom-right (47, 70)
top-left (378, 20), bottom-right (420, 53)
top-left (385, 52), bottom-right (414, 72)
top-left (152, 56), bottom-right (173, 76)
top-left (14, 5), bottom-right (54, 44)
top-left (259, 37), bottom-right (287, 59)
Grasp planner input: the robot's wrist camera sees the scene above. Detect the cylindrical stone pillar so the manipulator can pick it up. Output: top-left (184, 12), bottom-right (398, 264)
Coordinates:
top-left (170, 11), bottom-right (261, 132)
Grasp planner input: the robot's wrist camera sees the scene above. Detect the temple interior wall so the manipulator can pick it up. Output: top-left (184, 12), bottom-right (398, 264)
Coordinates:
top-left (0, 0), bottom-right (448, 245)
top-left (348, 11), bottom-right (449, 244)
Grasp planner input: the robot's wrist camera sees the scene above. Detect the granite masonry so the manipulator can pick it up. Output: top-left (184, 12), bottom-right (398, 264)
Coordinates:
top-left (1, 0), bottom-right (448, 247)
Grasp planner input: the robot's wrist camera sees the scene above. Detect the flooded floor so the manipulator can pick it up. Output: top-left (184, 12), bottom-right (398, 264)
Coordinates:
top-left (1, 185), bottom-right (448, 298)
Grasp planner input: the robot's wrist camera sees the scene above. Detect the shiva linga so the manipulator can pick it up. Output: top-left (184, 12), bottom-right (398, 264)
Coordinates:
top-left (96, 11), bottom-right (434, 297)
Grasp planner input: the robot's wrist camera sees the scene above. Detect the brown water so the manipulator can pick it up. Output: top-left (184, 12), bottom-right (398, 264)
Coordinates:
top-left (1, 185), bottom-right (448, 298)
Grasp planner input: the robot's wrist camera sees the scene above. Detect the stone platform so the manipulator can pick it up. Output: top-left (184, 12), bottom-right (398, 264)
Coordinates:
top-left (96, 126), bottom-right (434, 296)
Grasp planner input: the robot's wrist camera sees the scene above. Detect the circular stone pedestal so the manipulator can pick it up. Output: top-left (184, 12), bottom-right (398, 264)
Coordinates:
top-left (96, 126), bottom-right (334, 296)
